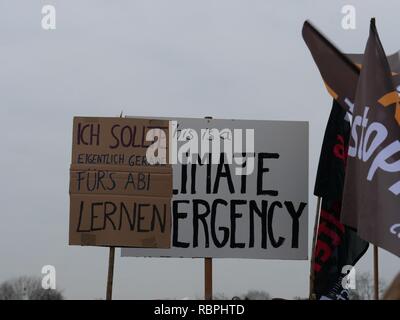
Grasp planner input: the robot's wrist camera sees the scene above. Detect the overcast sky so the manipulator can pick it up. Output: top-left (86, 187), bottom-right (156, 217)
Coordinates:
top-left (0, 0), bottom-right (399, 299)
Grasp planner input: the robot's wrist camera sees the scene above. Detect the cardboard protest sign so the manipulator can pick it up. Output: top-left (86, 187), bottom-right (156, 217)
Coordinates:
top-left (122, 118), bottom-right (309, 259)
top-left (69, 117), bottom-right (172, 248)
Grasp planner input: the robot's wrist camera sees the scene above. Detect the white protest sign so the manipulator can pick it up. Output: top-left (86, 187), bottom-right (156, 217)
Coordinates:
top-left (122, 118), bottom-right (308, 259)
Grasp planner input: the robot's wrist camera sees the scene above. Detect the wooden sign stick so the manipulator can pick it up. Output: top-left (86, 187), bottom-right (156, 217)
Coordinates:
top-left (204, 257), bottom-right (213, 300)
top-left (203, 116), bottom-right (214, 301)
top-left (106, 246), bottom-right (116, 300)
top-left (105, 112), bottom-right (124, 301)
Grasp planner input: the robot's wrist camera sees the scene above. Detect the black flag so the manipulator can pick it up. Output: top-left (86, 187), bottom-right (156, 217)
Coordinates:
top-left (312, 100), bottom-right (369, 299)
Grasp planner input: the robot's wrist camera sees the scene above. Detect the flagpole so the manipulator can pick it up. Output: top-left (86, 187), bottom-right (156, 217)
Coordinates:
top-left (309, 196), bottom-right (321, 300)
top-left (373, 245), bottom-right (379, 300)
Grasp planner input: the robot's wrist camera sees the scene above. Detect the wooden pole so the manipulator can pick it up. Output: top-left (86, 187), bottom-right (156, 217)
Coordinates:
top-left (203, 116), bottom-right (213, 301)
top-left (204, 257), bottom-right (213, 300)
top-left (373, 245), bottom-right (379, 300)
top-left (106, 246), bottom-right (115, 300)
top-left (309, 197), bottom-right (321, 300)
top-left (105, 113), bottom-right (123, 301)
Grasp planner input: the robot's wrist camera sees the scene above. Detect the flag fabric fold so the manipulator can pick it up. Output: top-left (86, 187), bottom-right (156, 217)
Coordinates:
top-left (302, 21), bottom-right (359, 114)
top-left (341, 19), bottom-right (400, 257)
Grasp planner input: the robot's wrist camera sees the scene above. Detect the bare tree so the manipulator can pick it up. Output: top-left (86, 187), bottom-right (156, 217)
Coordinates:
top-left (0, 282), bottom-right (18, 300)
top-left (0, 276), bottom-right (63, 300)
top-left (349, 272), bottom-right (386, 300)
top-left (213, 293), bottom-right (231, 300)
top-left (242, 290), bottom-right (271, 300)
top-left (212, 290), bottom-right (271, 300)
top-left (383, 273), bottom-right (400, 300)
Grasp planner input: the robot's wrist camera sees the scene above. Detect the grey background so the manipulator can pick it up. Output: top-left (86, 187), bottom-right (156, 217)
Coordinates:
top-left (0, 0), bottom-right (399, 299)
top-left (123, 118), bottom-right (308, 259)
